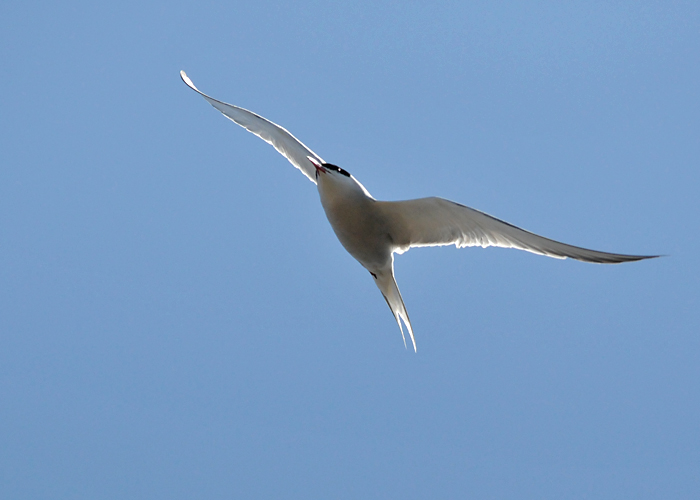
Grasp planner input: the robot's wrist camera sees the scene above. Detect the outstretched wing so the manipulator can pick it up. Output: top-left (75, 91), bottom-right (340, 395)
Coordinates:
top-left (181, 71), bottom-right (322, 183)
top-left (382, 197), bottom-right (658, 263)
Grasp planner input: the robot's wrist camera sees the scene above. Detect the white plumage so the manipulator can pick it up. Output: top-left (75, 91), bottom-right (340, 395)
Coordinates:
top-left (181, 71), bottom-right (657, 351)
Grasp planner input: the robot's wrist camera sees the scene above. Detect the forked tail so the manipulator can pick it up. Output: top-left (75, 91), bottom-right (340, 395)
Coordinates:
top-left (372, 266), bottom-right (416, 352)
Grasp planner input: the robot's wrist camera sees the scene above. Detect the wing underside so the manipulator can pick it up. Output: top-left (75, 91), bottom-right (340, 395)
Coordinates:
top-left (383, 197), bottom-right (658, 263)
top-left (181, 71), bottom-right (321, 183)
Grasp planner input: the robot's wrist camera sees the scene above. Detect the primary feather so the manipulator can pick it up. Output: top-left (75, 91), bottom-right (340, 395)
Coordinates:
top-left (181, 71), bottom-right (322, 183)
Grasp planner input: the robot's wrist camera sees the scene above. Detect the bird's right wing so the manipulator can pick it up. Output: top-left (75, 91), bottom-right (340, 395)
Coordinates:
top-left (382, 197), bottom-right (658, 263)
top-left (181, 71), bottom-right (322, 183)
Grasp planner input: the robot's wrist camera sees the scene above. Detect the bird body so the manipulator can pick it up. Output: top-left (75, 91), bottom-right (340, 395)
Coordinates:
top-left (180, 71), bottom-right (657, 351)
top-left (312, 164), bottom-right (415, 346)
top-left (316, 168), bottom-right (390, 272)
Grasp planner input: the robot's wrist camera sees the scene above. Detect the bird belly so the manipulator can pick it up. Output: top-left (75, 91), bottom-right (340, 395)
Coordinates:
top-left (321, 197), bottom-right (393, 270)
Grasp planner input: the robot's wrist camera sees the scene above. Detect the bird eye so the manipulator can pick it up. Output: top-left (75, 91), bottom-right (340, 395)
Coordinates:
top-left (323, 163), bottom-right (351, 177)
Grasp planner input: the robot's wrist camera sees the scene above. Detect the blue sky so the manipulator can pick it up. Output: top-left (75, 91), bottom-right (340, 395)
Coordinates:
top-left (1, 1), bottom-right (698, 498)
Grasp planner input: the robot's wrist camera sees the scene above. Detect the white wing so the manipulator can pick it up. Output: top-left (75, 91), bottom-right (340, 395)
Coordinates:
top-left (382, 197), bottom-right (658, 263)
top-left (181, 71), bottom-right (322, 183)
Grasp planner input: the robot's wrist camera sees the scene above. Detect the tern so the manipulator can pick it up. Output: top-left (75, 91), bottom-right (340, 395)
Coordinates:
top-left (181, 70), bottom-right (657, 351)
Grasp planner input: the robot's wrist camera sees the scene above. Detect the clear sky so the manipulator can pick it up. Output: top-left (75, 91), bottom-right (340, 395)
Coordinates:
top-left (1, 1), bottom-right (698, 498)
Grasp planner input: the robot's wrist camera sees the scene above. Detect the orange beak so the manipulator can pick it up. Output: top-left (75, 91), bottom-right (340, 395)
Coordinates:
top-left (307, 156), bottom-right (327, 174)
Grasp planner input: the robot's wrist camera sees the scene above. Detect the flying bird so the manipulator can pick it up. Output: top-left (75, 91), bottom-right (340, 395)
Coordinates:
top-left (180, 70), bottom-right (657, 351)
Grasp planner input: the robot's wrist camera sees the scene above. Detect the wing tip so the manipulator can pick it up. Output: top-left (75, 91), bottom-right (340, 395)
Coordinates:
top-left (179, 70), bottom-right (199, 92)
top-left (636, 254), bottom-right (663, 261)
top-left (582, 253), bottom-right (662, 264)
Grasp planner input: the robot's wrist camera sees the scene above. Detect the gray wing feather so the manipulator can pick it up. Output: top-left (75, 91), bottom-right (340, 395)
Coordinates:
top-left (181, 71), bottom-right (321, 183)
top-left (383, 197), bottom-right (657, 264)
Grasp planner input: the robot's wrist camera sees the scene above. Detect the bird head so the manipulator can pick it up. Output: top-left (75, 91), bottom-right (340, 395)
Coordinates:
top-left (307, 156), bottom-right (374, 199)
top-left (307, 156), bottom-right (351, 179)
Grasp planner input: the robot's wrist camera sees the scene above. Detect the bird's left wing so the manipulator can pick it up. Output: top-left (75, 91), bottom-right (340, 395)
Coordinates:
top-left (381, 197), bottom-right (658, 263)
top-left (181, 71), bottom-right (322, 183)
